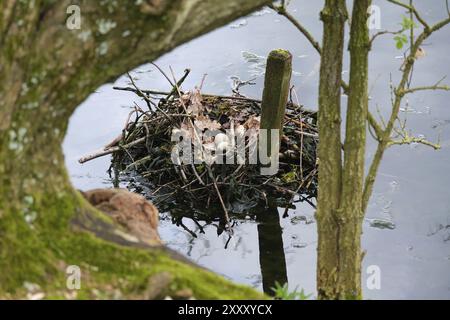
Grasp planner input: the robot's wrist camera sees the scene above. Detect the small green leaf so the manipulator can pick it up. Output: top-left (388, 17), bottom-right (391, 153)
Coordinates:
top-left (394, 34), bottom-right (408, 50)
top-left (400, 16), bottom-right (417, 30)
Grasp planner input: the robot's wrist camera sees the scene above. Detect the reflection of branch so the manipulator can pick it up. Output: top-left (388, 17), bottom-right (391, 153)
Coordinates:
top-left (269, 3), bottom-right (322, 54)
top-left (387, 0), bottom-right (430, 30)
top-left (177, 220), bottom-right (198, 238)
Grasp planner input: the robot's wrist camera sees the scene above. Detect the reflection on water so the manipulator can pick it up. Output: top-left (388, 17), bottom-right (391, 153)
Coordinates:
top-left (256, 204), bottom-right (288, 295)
top-left (64, 0), bottom-right (450, 299)
top-left (152, 197), bottom-right (291, 296)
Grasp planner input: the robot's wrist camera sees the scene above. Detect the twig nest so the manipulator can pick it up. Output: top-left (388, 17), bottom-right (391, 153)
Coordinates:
top-left (110, 84), bottom-right (318, 215)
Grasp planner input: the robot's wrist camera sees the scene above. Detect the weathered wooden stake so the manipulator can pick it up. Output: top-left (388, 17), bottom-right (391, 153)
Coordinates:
top-left (259, 49), bottom-right (292, 171)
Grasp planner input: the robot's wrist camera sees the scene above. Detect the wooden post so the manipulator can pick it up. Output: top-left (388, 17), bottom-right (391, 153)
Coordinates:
top-left (259, 49), bottom-right (292, 172)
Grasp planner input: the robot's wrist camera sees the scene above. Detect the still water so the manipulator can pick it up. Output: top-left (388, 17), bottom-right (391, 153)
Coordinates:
top-left (64, 0), bottom-right (450, 299)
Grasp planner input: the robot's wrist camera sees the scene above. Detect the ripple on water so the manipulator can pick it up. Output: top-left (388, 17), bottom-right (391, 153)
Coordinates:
top-left (230, 19), bottom-right (248, 29)
top-left (290, 215), bottom-right (315, 225)
top-left (366, 218), bottom-right (396, 230)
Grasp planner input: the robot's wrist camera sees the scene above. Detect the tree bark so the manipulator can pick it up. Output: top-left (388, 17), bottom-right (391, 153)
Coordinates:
top-left (336, 0), bottom-right (371, 299)
top-left (315, 0), bottom-right (347, 300)
top-left (316, 0), bottom-right (371, 300)
top-left (0, 0), bottom-right (270, 298)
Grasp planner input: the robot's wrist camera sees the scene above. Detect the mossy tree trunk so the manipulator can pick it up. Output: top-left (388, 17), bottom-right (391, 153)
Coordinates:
top-left (336, 0), bottom-right (371, 298)
top-left (315, 0), bottom-right (347, 300)
top-left (316, 0), bottom-right (371, 299)
top-left (0, 0), bottom-right (270, 298)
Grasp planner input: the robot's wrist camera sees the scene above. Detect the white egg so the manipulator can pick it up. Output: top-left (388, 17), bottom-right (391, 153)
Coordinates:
top-left (214, 133), bottom-right (229, 146)
top-left (171, 128), bottom-right (181, 136)
top-left (235, 126), bottom-right (246, 140)
top-left (216, 141), bottom-right (229, 151)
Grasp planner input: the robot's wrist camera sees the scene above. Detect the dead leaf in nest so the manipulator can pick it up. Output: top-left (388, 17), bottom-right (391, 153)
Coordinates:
top-left (244, 115), bottom-right (260, 131)
top-left (179, 115), bottom-right (221, 145)
top-left (222, 121), bottom-right (231, 130)
top-left (181, 93), bottom-right (191, 104)
top-left (194, 115), bottom-right (221, 131)
top-left (234, 107), bottom-right (252, 122)
top-left (179, 122), bottom-right (195, 141)
top-left (185, 88), bottom-right (205, 115)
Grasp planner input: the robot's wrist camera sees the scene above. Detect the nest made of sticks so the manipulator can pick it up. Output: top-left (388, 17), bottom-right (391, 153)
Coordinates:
top-left (80, 68), bottom-right (318, 222)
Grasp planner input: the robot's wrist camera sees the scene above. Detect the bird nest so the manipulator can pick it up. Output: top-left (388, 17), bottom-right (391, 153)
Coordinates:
top-left (80, 69), bottom-right (318, 224)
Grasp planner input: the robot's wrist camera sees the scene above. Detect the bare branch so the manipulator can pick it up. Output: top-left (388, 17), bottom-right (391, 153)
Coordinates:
top-left (269, 2), bottom-right (353, 99)
top-left (151, 62), bottom-right (175, 87)
top-left (367, 112), bottom-right (384, 141)
top-left (78, 137), bottom-right (146, 164)
top-left (363, 7), bottom-right (450, 212)
top-left (387, 0), bottom-right (431, 31)
top-left (388, 136), bottom-right (441, 150)
top-left (369, 29), bottom-right (403, 47)
top-left (401, 85), bottom-right (450, 95)
top-left (269, 3), bottom-right (322, 54)
top-left (429, 15), bottom-right (450, 33)
top-left (127, 72), bottom-right (173, 122)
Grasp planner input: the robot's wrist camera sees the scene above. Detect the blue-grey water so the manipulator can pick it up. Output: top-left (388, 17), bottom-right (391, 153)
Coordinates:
top-left (64, 0), bottom-right (450, 299)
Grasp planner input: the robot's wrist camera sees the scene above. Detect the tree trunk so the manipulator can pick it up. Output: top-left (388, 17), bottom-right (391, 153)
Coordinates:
top-left (336, 0), bottom-right (371, 299)
top-left (315, 0), bottom-right (347, 300)
top-left (0, 0), bottom-right (270, 298)
top-left (316, 0), bottom-right (371, 299)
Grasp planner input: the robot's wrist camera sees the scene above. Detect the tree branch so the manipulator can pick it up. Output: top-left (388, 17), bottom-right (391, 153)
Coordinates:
top-left (362, 10), bottom-right (450, 212)
top-left (367, 112), bottom-right (384, 141)
top-left (269, 3), bottom-right (322, 54)
top-left (387, 0), bottom-right (430, 31)
top-left (369, 29), bottom-right (403, 47)
top-left (401, 85), bottom-right (450, 95)
top-left (388, 135), bottom-right (441, 150)
top-left (399, 77), bottom-right (450, 95)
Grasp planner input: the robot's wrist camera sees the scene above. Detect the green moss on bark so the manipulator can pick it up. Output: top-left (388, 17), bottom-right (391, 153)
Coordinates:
top-left (0, 188), bottom-right (265, 299)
